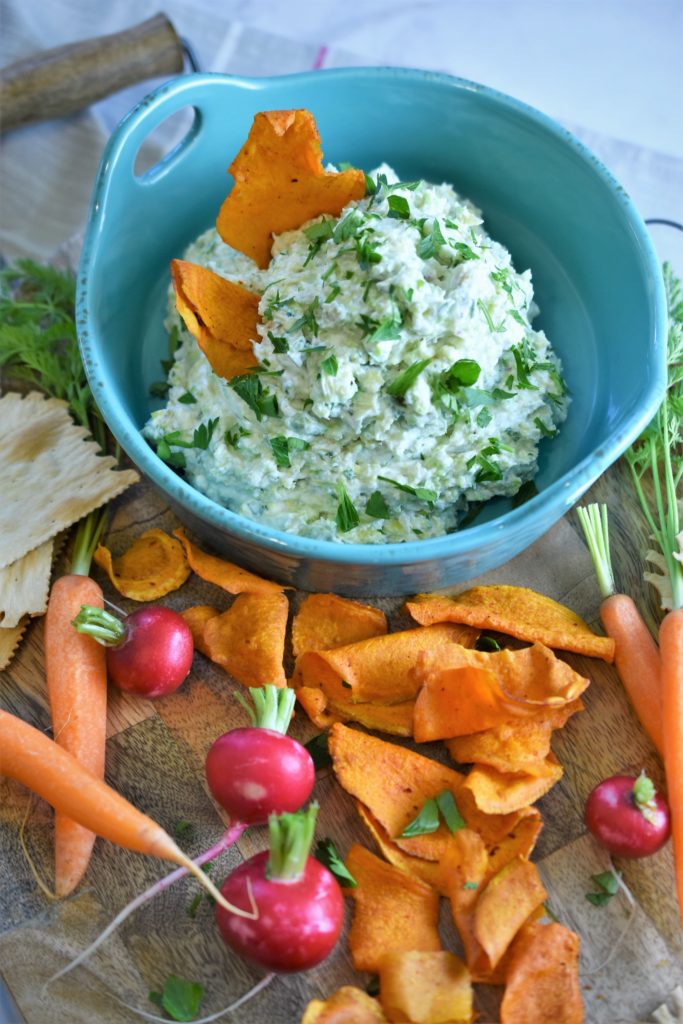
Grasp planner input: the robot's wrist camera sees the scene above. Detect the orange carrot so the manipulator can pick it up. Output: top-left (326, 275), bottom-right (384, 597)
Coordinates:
top-left (660, 609), bottom-right (683, 924)
top-left (577, 505), bottom-right (663, 755)
top-left (0, 710), bottom-right (254, 917)
top-left (599, 594), bottom-right (663, 755)
top-left (45, 573), bottom-right (107, 896)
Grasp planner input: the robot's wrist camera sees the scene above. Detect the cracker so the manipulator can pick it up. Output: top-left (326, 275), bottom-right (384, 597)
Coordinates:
top-left (0, 393), bottom-right (138, 569)
top-left (0, 617), bottom-right (29, 670)
top-left (0, 539), bottom-right (53, 628)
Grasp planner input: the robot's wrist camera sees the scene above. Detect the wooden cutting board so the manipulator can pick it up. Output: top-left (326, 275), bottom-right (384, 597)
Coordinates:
top-left (0, 460), bottom-right (681, 1024)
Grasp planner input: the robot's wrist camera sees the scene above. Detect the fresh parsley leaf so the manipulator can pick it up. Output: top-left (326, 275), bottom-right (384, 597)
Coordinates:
top-left (476, 407), bottom-right (492, 428)
top-left (355, 233), bottom-right (382, 268)
top-left (230, 374), bottom-right (280, 421)
top-left (475, 635), bottom-right (502, 652)
top-left (149, 975), bottom-right (204, 1022)
top-left (435, 789), bottom-right (465, 833)
top-left (534, 416), bottom-right (557, 438)
top-left (270, 435), bottom-right (310, 468)
top-left (417, 220), bottom-right (446, 260)
top-left (304, 219), bottom-right (335, 243)
top-left (449, 241), bottom-right (479, 261)
top-left (178, 391), bottom-right (197, 404)
top-left (369, 317), bottom-right (401, 344)
top-left (585, 891), bottom-right (614, 907)
top-left (225, 425), bottom-right (250, 449)
top-left (315, 838), bottom-right (357, 888)
top-left (378, 475), bottom-right (438, 506)
top-left (305, 732), bottom-right (332, 770)
top-left (509, 308), bottom-right (526, 326)
top-left (511, 340), bottom-right (539, 389)
top-left (490, 268), bottom-right (514, 297)
top-left (387, 194), bottom-right (410, 220)
top-left (333, 209), bottom-right (364, 243)
top-left (321, 353), bottom-right (338, 376)
top-left (401, 797), bottom-right (440, 837)
top-left (288, 298), bottom-right (320, 337)
top-left (263, 290), bottom-right (294, 319)
top-left (191, 418), bottom-right (218, 450)
top-left (336, 482), bottom-right (360, 532)
top-left (156, 438), bottom-right (186, 470)
top-left (585, 870), bottom-right (620, 907)
top-left (325, 283), bottom-right (341, 304)
top-left (477, 298), bottom-right (506, 333)
top-left (268, 331), bottom-right (289, 353)
top-left (473, 454), bottom-right (503, 483)
top-left (386, 358), bottom-right (432, 398)
top-left (365, 490), bottom-right (391, 519)
top-left (446, 359), bottom-right (481, 387)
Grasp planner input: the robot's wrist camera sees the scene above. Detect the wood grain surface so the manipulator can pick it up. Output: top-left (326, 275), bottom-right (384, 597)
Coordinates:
top-left (0, 464), bottom-right (681, 1024)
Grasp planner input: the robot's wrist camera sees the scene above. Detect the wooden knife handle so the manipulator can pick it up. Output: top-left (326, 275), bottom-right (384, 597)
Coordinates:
top-left (0, 13), bottom-right (185, 134)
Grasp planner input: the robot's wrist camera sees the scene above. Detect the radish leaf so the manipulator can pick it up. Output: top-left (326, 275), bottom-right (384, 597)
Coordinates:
top-left (149, 975), bottom-right (204, 1022)
top-left (315, 838), bottom-right (357, 887)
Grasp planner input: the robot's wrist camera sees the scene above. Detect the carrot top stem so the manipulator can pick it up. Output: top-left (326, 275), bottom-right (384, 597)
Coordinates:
top-left (576, 503), bottom-right (616, 600)
top-left (69, 508), bottom-right (108, 577)
top-left (72, 604), bottom-right (125, 646)
top-left (233, 684), bottom-right (296, 734)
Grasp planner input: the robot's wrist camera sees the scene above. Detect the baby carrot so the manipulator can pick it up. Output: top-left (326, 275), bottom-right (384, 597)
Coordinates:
top-left (0, 710), bottom-right (254, 918)
top-left (44, 510), bottom-right (108, 896)
top-left (577, 504), bottom-right (663, 754)
top-left (660, 609), bottom-right (683, 924)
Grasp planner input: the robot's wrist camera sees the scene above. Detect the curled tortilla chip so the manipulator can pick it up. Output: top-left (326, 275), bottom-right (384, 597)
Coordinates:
top-left (203, 592), bottom-right (288, 687)
top-left (474, 857), bottom-right (547, 971)
top-left (173, 528), bottom-right (288, 594)
top-left (329, 723), bottom-right (533, 860)
top-left (406, 586), bottom-right (614, 662)
top-left (298, 624), bottom-right (478, 707)
top-left (463, 755), bottom-right (563, 814)
top-left (292, 593), bottom-right (387, 659)
top-left (413, 644), bottom-right (589, 742)
top-left (446, 700), bottom-right (583, 773)
top-left (217, 109), bottom-right (366, 268)
top-left (181, 605), bottom-right (219, 658)
top-left (501, 923), bottom-right (583, 1024)
top-left (345, 844), bottom-right (441, 973)
top-left (301, 987), bottom-right (388, 1023)
top-left (171, 259), bottom-right (260, 379)
top-left (94, 529), bottom-right (190, 601)
top-left (379, 951), bottom-right (473, 1024)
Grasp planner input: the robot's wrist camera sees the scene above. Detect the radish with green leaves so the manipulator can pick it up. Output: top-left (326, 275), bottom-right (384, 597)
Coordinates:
top-left (72, 604), bottom-right (194, 698)
top-left (585, 771), bottom-right (670, 858)
top-left (215, 804), bottom-right (344, 972)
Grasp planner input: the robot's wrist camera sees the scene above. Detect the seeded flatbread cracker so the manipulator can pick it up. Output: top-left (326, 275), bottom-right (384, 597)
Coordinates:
top-left (0, 392), bottom-right (138, 570)
top-left (0, 617), bottom-right (28, 671)
top-left (0, 539), bottom-right (53, 628)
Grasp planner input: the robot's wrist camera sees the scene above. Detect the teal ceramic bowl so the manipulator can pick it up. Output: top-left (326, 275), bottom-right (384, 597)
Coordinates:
top-left (78, 68), bottom-right (666, 596)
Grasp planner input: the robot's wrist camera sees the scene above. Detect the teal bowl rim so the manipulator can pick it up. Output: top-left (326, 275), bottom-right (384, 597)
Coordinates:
top-left (78, 66), bottom-right (667, 568)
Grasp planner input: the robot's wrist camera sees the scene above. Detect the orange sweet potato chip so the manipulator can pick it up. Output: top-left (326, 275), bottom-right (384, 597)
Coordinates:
top-left (345, 844), bottom-right (441, 973)
top-left (296, 685), bottom-right (340, 729)
top-left (355, 802), bottom-right (451, 895)
top-left (501, 922), bottom-right (583, 1024)
top-left (406, 586), bottom-right (614, 662)
top-left (442, 829), bottom-right (495, 983)
top-left (94, 529), bottom-right (190, 601)
top-left (413, 643), bottom-right (589, 742)
top-left (171, 259), bottom-right (261, 379)
top-left (173, 528), bottom-right (288, 594)
top-left (301, 987), bottom-right (388, 1024)
top-left (329, 723), bottom-right (533, 861)
top-left (298, 623), bottom-right (478, 707)
top-left (181, 604), bottom-right (219, 657)
top-left (203, 592), bottom-right (288, 687)
top-left (446, 700), bottom-right (583, 773)
top-left (486, 813), bottom-right (543, 877)
top-left (292, 593), bottom-right (387, 658)
top-left (474, 857), bottom-right (548, 970)
top-left (217, 109), bottom-right (366, 268)
top-left (379, 951), bottom-right (473, 1024)
top-left (463, 755), bottom-right (563, 814)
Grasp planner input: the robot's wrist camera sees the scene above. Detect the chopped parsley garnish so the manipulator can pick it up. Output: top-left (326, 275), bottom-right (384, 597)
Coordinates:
top-left (365, 490), bottom-right (391, 518)
top-left (333, 209), bottom-right (364, 243)
top-left (476, 635), bottom-right (502, 652)
top-left (321, 353), bottom-right (339, 376)
top-left (476, 407), bottom-right (492, 428)
top-left (417, 219), bottom-right (446, 260)
top-left (401, 789), bottom-right (464, 837)
top-left (378, 475), bottom-right (437, 506)
top-left (450, 241), bottom-right (479, 261)
top-left (387, 194), bottom-right (411, 220)
top-left (225, 425), bottom-right (250, 448)
top-left (156, 438), bottom-right (185, 470)
top-left (268, 331), bottom-right (289, 353)
top-left (304, 219), bottom-right (335, 243)
top-left (355, 232), bottom-right (382, 269)
top-left (269, 435), bottom-right (310, 468)
top-left (288, 297), bottom-right (320, 337)
top-left (490, 268), bottom-right (514, 297)
top-left (230, 373), bottom-right (279, 421)
top-left (509, 308), bottom-right (527, 326)
top-left (356, 313), bottom-right (380, 337)
top-left (149, 976), bottom-right (204, 1022)
top-left (471, 453), bottom-right (503, 483)
top-left (511, 338), bottom-right (540, 389)
top-left (325, 283), bottom-right (341, 304)
top-left (178, 391), bottom-right (197, 404)
top-left (534, 416), bottom-right (558, 438)
top-left (368, 317), bottom-right (401, 344)
top-left (336, 482), bottom-right (360, 532)
top-left (159, 418), bottom-right (219, 460)
top-left (432, 360), bottom-right (482, 413)
top-left (477, 298), bottom-right (506, 333)
top-left (585, 870), bottom-right (620, 907)
top-left (445, 359), bottom-right (481, 387)
top-left (386, 358), bottom-right (432, 398)
top-left (314, 838), bottom-right (357, 888)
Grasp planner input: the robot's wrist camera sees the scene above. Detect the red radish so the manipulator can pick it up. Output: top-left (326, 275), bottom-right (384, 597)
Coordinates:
top-left (206, 686), bottom-right (314, 825)
top-left (216, 804), bottom-right (343, 972)
top-left (585, 771), bottom-right (671, 858)
top-left (72, 604), bottom-right (193, 698)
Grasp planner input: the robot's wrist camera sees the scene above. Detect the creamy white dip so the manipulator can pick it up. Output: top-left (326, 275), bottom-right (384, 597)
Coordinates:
top-left (145, 166), bottom-right (568, 543)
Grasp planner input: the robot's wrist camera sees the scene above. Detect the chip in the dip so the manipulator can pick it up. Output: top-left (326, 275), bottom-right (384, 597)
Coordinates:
top-left (145, 111), bottom-right (568, 545)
